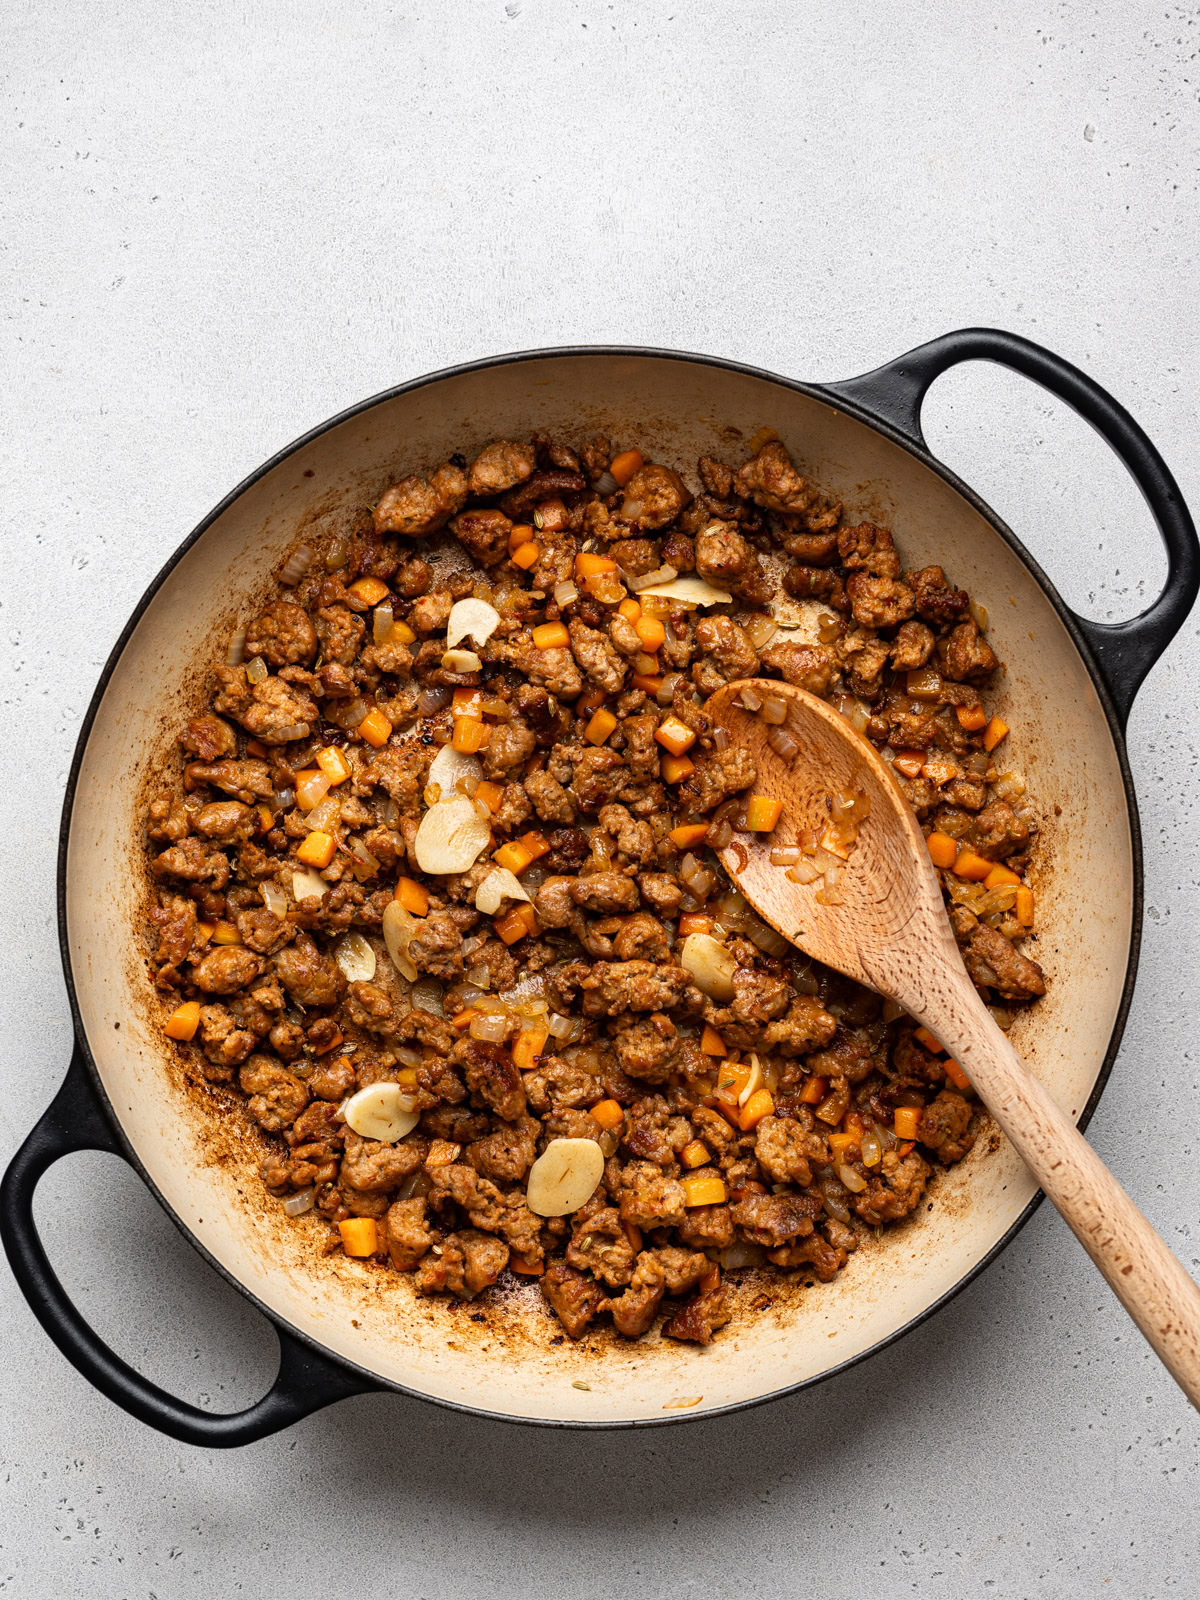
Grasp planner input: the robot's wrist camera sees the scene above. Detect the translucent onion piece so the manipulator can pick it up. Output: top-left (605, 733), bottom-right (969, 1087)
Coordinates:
top-left (334, 931), bottom-right (377, 984)
top-left (656, 673), bottom-right (681, 707)
top-left (261, 880), bottom-right (288, 917)
top-left (245, 655), bottom-right (268, 685)
top-left (348, 836), bottom-right (381, 881)
top-left (626, 563), bottom-right (680, 593)
top-left (547, 1011), bottom-right (576, 1039)
top-left (305, 796), bottom-right (342, 833)
top-left (738, 685), bottom-right (763, 712)
top-left (679, 933), bottom-right (737, 1002)
top-left (553, 580), bottom-right (579, 607)
top-left (770, 845), bottom-right (803, 865)
top-left (226, 626), bottom-right (247, 667)
top-left (713, 725), bottom-right (730, 751)
top-left (993, 771), bottom-right (1026, 800)
top-left (526, 1138), bottom-right (605, 1217)
top-left (416, 686), bottom-right (453, 714)
top-left (786, 859), bottom-right (821, 885)
top-left (282, 1187), bottom-right (316, 1217)
top-left (759, 695), bottom-right (787, 726)
top-left (382, 900), bottom-right (419, 982)
top-left (324, 537), bottom-right (349, 571)
top-left (475, 866), bottom-right (531, 916)
top-left (744, 614), bottom-right (779, 650)
top-left (836, 1163), bottom-right (868, 1194)
top-left (592, 469), bottom-right (619, 496)
top-left (409, 978), bottom-right (444, 1015)
top-left (636, 574), bottom-right (732, 607)
top-left (414, 794), bottom-right (491, 875)
top-left (469, 1012), bottom-right (512, 1043)
top-left (447, 597), bottom-right (501, 650)
top-left (428, 743), bottom-right (483, 799)
top-left (291, 867), bottom-right (327, 902)
top-left (816, 612), bottom-right (841, 644)
top-left (860, 1130), bottom-right (883, 1169)
top-left (905, 667), bottom-right (943, 703)
top-left (373, 601), bottom-right (394, 645)
top-left (746, 916), bottom-right (789, 957)
top-left (394, 1046), bottom-right (424, 1069)
top-left (340, 696), bottom-right (370, 729)
top-left (970, 599), bottom-right (989, 631)
top-left (767, 726), bottom-right (800, 761)
top-left (278, 545), bottom-right (313, 587)
top-left (342, 1082), bottom-right (419, 1144)
top-left (718, 1242), bottom-right (766, 1270)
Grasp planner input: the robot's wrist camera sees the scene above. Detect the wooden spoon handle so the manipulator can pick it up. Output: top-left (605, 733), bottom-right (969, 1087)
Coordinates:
top-left (926, 984), bottom-right (1200, 1410)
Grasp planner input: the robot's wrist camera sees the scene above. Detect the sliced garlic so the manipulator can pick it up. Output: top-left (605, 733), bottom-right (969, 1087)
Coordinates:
top-left (427, 742), bottom-right (483, 799)
top-left (475, 866), bottom-right (531, 916)
top-left (382, 899), bottom-right (419, 982)
top-left (334, 931), bottom-right (376, 984)
top-left (526, 1137), bottom-right (605, 1217)
top-left (679, 932), bottom-right (738, 1002)
top-left (414, 794), bottom-right (491, 875)
top-left (636, 574), bottom-right (733, 607)
top-left (342, 1082), bottom-right (419, 1144)
top-left (446, 597), bottom-right (501, 651)
top-left (738, 1053), bottom-right (765, 1107)
top-left (261, 880), bottom-right (288, 917)
top-left (442, 647), bottom-right (483, 673)
top-left (291, 866), bottom-right (327, 903)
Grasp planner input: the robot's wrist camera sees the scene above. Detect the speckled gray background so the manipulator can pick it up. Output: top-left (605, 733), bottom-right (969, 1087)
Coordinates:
top-left (3, 1), bottom-right (1198, 1594)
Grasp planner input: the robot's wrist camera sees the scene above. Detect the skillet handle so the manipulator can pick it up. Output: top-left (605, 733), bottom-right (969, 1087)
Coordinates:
top-left (823, 328), bottom-right (1200, 727)
top-left (0, 1049), bottom-right (375, 1448)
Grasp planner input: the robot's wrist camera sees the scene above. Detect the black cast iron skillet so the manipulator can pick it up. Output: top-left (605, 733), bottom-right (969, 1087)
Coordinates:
top-left (3, 328), bottom-right (1196, 1445)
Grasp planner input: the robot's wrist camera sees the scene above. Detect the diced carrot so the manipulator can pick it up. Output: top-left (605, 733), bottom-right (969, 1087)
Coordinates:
top-left (534, 499), bottom-right (569, 532)
top-left (921, 755), bottom-right (959, 788)
top-left (609, 449), bottom-right (644, 487)
top-left (474, 780), bottom-right (505, 814)
top-left (682, 1172), bottom-right (727, 1207)
top-left (956, 704), bottom-right (988, 732)
top-left (894, 1106), bottom-right (922, 1141)
top-left (738, 1089), bottom-right (775, 1131)
top-left (511, 541), bottom-right (540, 571)
top-left (296, 830), bottom-right (335, 868)
top-left (396, 1065), bottom-right (419, 1089)
top-left (926, 831), bottom-right (958, 869)
top-left (315, 746), bottom-right (351, 785)
top-left (493, 840), bottom-right (534, 875)
top-left (983, 716), bottom-right (1009, 753)
top-left (843, 1109), bottom-right (865, 1137)
top-left (584, 708), bottom-right (618, 746)
top-left (913, 1025), bottom-right (943, 1054)
top-left (396, 877), bottom-right (429, 916)
top-left (622, 1220), bottom-right (643, 1253)
top-left (347, 577), bottom-right (390, 606)
top-left (338, 1218), bottom-right (378, 1256)
top-left (669, 823), bottom-right (710, 849)
top-left (700, 1264), bottom-right (721, 1295)
top-left (985, 863), bottom-right (1022, 889)
top-left (531, 622), bottom-right (569, 650)
top-left (829, 1130), bottom-right (860, 1161)
top-left (295, 769), bottom-right (332, 812)
top-left (953, 846), bottom-right (992, 881)
top-left (495, 903), bottom-right (538, 945)
top-left (164, 1001), bottom-right (200, 1041)
top-left (589, 1098), bottom-right (625, 1130)
top-left (618, 598), bottom-right (642, 622)
top-left (632, 673), bottom-right (663, 695)
top-left (425, 1139), bottom-right (462, 1168)
top-left (193, 921), bottom-right (215, 944)
top-left (452, 686), bottom-right (483, 716)
top-left (513, 1028), bottom-right (550, 1072)
top-left (576, 687), bottom-right (606, 716)
top-left (678, 913), bottom-right (713, 937)
top-left (1016, 886), bottom-right (1035, 927)
top-left (943, 1058), bottom-right (971, 1092)
top-left (575, 552), bottom-right (618, 578)
top-left (680, 1139), bottom-right (710, 1169)
top-left (245, 739), bottom-right (270, 758)
top-left (635, 615), bottom-right (665, 652)
top-left (508, 522), bottom-right (536, 554)
top-left (661, 753), bottom-right (695, 782)
top-left (799, 1074), bottom-right (827, 1104)
top-left (451, 716), bottom-right (488, 754)
top-left (517, 831), bottom-right (551, 862)
top-left (745, 796), bottom-right (783, 832)
top-left (357, 707), bottom-right (392, 748)
top-left (714, 1059), bottom-right (753, 1106)
top-left (257, 804), bottom-right (274, 833)
top-left (892, 749), bottom-right (926, 779)
top-left (388, 619), bottom-right (416, 644)
top-left (450, 1008), bottom-right (478, 1030)
top-left (211, 920), bottom-right (242, 945)
top-left (654, 715), bottom-right (696, 757)
top-left (313, 1027), bottom-right (343, 1056)
top-left (699, 1024), bottom-right (727, 1056)
top-left (508, 1253), bottom-right (544, 1275)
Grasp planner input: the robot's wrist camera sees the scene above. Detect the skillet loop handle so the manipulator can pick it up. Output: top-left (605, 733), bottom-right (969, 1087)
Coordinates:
top-left (0, 1049), bottom-right (375, 1447)
top-left (824, 327), bottom-right (1200, 727)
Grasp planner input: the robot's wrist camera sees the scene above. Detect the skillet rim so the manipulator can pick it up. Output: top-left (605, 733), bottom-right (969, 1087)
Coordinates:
top-left (51, 342), bottom-right (1143, 1430)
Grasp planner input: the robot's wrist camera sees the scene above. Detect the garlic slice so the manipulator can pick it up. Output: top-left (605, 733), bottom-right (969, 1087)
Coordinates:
top-left (427, 742), bottom-right (483, 799)
top-left (738, 1053), bottom-right (765, 1107)
top-left (526, 1137), bottom-right (605, 1217)
top-left (475, 866), bottom-right (531, 916)
top-left (414, 794), bottom-right (491, 874)
top-left (382, 899), bottom-right (419, 981)
top-left (291, 866), bottom-right (327, 903)
top-left (636, 575), bottom-right (733, 607)
top-left (442, 647), bottom-right (482, 673)
top-left (342, 1082), bottom-right (419, 1144)
top-left (446, 597), bottom-right (501, 650)
top-left (334, 931), bottom-right (376, 984)
top-left (679, 932), bottom-right (738, 1002)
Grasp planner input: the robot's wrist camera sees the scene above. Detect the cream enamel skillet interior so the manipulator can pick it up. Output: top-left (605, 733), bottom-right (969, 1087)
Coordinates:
top-left (4, 330), bottom-right (1197, 1445)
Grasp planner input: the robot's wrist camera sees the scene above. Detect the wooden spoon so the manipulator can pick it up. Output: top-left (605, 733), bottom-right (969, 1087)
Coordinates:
top-left (706, 678), bottom-right (1200, 1409)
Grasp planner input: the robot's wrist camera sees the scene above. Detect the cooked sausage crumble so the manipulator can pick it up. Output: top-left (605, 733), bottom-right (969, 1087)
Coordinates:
top-left (146, 430), bottom-right (1045, 1345)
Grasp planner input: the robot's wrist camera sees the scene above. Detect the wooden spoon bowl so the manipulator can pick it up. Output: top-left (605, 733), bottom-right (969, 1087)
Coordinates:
top-left (706, 677), bottom-right (1200, 1410)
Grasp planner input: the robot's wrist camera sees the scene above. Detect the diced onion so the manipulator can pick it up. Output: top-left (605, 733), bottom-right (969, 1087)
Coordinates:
top-left (334, 932), bottom-right (377, 984)
top-left (226, 626), bottom-right (247, 667)
top-left (860, 1130), bottom-right (883, 1169)
top-left (738, 686), bottom-right (763, 712)
top-left (553, 580), bottom-right (579, 607)
top-left (656, 673), bottom-right (681, 707)
top-left (394, 1046), bottom-right (424, 1069)
top-left (417, 686), bottom-right (453, 714)
top-left (447, 597), bottom-right (501, 650)
top-left (744, 615), bottom-right (779, 650)
top-left (278, 545), bottom-right (314, 587)
top-left (475, 866), bottom-right (531, 915)
top-left (348, 836), bottom-right (382, 881)
top-left (547, 1011), bottom-right (577, 1039)
top-left (816, 612), bottom-right (841, 644)
top-left (713, 725), bottom-right (730, 751)
top-left (373, 601), bottom-right (394, 645)
top-left (340, 697), bottom-right (369, 729)
top-left (787, 859), bottom-right (821, 885)
top-left (970, 599), bottom-right (989, 631)
top-left (770, 846), bottom-right (803, 866)
top-left (767, 726), bottom-right (800, 761)
top-left (718, 1242), bottom-right (766, 1270)
top-left (993, 771), bottom-right (1026, 800)
top-left (282, 1187), bottom-right (316, 1217)
top-left (305, 796), bottom-right (342, 833)
top-left (627, 563), bottom-right (680, 593)
top-left (410, 978), bottom-right (444, 1015)
top-left (836, 1163), bottom-right (868, 1194)
top-left (759, 695), bottom-right (787, 726)
top-left (469, 1012), bottom-right (512, 1043)
top-left (245, 655), bottom-right (268, 685)
top-left (324, 538), bottom-right (349, 571)
top-left (679, 933), bottom-right (737, 1002)
top-left (592, 469), bottom-right (619, 496)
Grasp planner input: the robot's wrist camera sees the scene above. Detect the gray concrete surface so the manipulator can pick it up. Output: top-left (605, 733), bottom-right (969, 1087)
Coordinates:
top-left (3, 1), bottom-right (1198, 1594)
